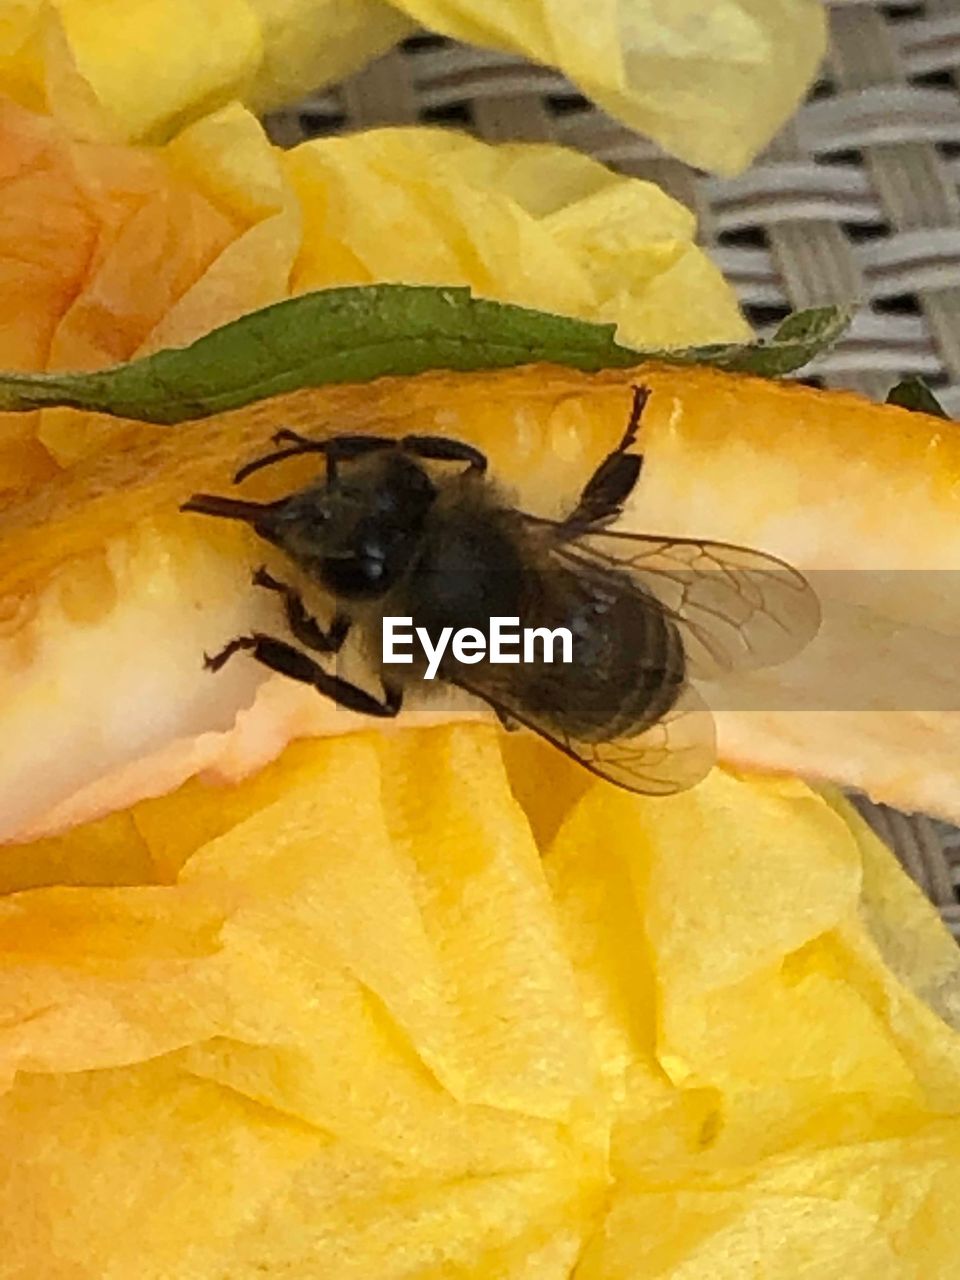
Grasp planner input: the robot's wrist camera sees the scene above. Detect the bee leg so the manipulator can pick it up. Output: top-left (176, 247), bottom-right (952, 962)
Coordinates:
top-left (320, 435), bottom-right (398, 483)
top-left (399, 435), bottom-right (488, 475)
top-left (270, 429), bottom-right (318, 447)
top-left (493, 706), bottom-right (522, 733)
top-left (233, 439), bottom-right (330, 484)
top-left (204, 633), bottom-right (403, 717)
top-left (234, 433), bottom-right (396, 485)
top-left (619, 384), bottom-right (651, 454)
top-left (562, 385), bottom-right (650, 530)
top-left (252, 567), bottom-right (350, 653)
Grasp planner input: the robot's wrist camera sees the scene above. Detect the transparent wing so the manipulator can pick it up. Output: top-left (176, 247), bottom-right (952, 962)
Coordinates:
top-left (460, 675), bottom-right (716, 796)
top-left (547, 527), bottom-right (820, 681)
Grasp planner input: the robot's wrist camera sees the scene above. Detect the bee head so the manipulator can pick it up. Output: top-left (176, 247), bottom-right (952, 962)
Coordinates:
top-left (182, 451), bottom-right (438, 601)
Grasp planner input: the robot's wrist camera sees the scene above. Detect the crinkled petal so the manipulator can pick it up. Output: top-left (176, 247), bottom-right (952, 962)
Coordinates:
top-left (0, 0), bottom-right (413, 142)
top-left (1, 735), bottom-right (959, 1275)
top-left (0, 0), bottom-right (822, 172)
top-left (370, 0), bottom-right (826, 174)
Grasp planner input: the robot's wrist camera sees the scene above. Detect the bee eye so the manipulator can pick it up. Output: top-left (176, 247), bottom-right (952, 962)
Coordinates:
top-left (320, 553), bottom-right (385, 599)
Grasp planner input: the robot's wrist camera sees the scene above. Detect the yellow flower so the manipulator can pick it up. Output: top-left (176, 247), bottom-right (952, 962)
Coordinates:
top-left (0, 0), bottom-right (825, 173)
top-left (1, 97), bottom-right (960, 1277)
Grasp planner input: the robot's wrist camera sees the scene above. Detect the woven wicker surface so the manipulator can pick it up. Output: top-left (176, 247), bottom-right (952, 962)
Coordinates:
top-left (263, 0), bottom-right (960, 938)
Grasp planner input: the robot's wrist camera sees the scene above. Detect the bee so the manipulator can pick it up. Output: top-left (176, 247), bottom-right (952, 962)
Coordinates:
top-left (181, 387), bottom-right (819, 795)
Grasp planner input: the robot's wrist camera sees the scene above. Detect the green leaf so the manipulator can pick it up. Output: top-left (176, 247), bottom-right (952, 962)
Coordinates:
top-left (671, 306), bottom-right (856, 378)
top-left (0, 285), bottom-right (852, 426)
top-left (885, 376), bottom-right (950, 419)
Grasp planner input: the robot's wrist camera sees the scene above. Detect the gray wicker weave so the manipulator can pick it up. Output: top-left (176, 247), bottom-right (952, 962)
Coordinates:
top-left (263, 0), bottom-right (960, 938)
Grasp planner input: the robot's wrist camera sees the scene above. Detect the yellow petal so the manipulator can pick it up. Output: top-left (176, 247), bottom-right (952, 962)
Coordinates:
top-left (0, 730), bottom-right (612, 1274)
top-left (384, 0), bottom-right (826, 174)
top-left (56, 0), bottom-right (261, 140)
top-left (0, 0), bottom-right (413, 143)
top-left (4, 732), bottom-right (960, 1275)
top-left (10, 99), bottom-right (302, 467)
top-left (0, 0), bottom-right (822, 172)
top-left (242, 0), bottom-right (415, 115)
top-left (284, 126), bottom-right (747, 345)
top-left (579, 1125), bottom-right (960, 1279)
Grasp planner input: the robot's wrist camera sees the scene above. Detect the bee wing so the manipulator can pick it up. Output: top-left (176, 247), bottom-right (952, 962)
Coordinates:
top-left (547, 528), bottom-right (820, 681)
top-left (462, 675), bottom-right (716, 796)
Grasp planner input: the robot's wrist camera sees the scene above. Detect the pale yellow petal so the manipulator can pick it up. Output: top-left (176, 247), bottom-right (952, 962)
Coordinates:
top-left (284, 126), bottom-right (746, 343)
top-left (38, 104), bottom-right (301, 465)
top-left (579, 1130), bottom-right (960, 1278)
top-left (242, 0), bottom-right (415, 114)
top-left (55, 0), bottom-right (263, 142)
top-left (5, 726), bottom-right (960, 1274)
top-left (0, 0), bottom-right (413, 144)
top-left (0, 730), bottom-right (615, 1274)
top-left (385, 0), bottom-right (826, 173)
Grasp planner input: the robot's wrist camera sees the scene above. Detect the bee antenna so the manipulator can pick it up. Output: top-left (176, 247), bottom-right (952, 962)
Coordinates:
top-left (180, 493), bottom-right (284, 525)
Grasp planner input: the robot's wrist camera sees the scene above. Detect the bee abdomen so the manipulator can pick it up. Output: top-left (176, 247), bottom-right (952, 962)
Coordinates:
top-left (606, 615), bottom-right (685, 738)
top-left (524, 573), bottom-right (687, 745)
top-left (580, 593), bottom-right (685, 742)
